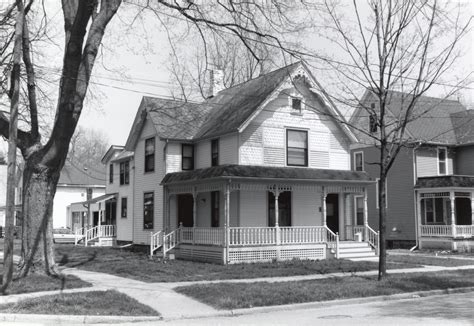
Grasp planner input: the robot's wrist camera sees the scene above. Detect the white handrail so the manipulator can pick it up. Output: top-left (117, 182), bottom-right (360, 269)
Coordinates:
top-left (163, 228), bottom-right (180, 256)
top-left (325, 226), bottom-right (339, 258)
top-left (84, 225), bottom-right (116, 246)
top-left (74, 227), bottom-right (85, 245)
top-left (150, 230), bottom-right (163, 257)
top-left (366, 225), bottom-right (379, 255)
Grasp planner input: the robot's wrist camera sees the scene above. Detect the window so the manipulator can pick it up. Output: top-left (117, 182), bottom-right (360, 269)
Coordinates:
top-left (109, 164), bottom-right (113, 183)
top-left (421, 197), bottom-right (449, 224)
top-left (292, 98), bottom-right (302, 114)
top-left (354, 196), bottom-right (364, 225)
top-left (268, 191), bottom-right (291, 227)
top-left (143, 192), bottom-right (154, 229)
top-left (144, 137), bottom-right (155, 172)
top-left (287, 129), bottom-right (308, 166)
top-left (375, 178), bottom-right (388, 209)
top-left (119, 161), bottom-right (129, 185)
top-left (211, 191), bottom-right (220, 227)
top-left (211, 139), bottom-right (219, 166)
top-left (354, 151), bottom-right (364, 171)
top-left (438, 147), bottom-right (447, 175)
top-left (182, 144), bottom-right (194, 170)
top-left (121, 197), bottom-right (127, 218)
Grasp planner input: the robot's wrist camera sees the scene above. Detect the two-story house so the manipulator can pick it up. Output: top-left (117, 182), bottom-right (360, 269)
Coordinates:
top-left (350, 90), bottom-right (474, 251)
top-left (88, 62), bottom-right (379, 263)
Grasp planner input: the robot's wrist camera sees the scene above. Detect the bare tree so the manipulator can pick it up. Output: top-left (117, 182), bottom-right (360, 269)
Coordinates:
top-left (0, 0), bottom-right (309, 288)
top-left (313, 0), bottom-right (472, 279)
top-left (67, 127), bottom-right (110, 168)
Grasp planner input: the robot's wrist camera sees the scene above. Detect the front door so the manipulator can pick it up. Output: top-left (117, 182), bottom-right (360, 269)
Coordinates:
top-left (177, 194), bottom-right (194, 227)
top-left (326, 194), bottom-right (339, 234)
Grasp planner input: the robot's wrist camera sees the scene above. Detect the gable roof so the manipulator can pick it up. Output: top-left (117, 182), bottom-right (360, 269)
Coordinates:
top-left (58, 162), bottom-right (105, 187)
top-left (352, 90), bottom-right (470, 145)
top-left (450, 110), bottom-right (474, 145)
top-left (101, 145), bottom-right (124, 164)
top-left (125, 62), bottom-right (356, 147)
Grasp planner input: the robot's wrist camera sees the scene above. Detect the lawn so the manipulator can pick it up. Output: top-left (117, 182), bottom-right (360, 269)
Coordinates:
top-left (0, 290), bottom-right (160, 316)
top-left (0, 267), bottom-right (91, 295)
top-left (175, 269), bottom-right (474, 310)
top-left (55, 244), bottom-right (419, 282)
top-left (387, 254), bottom-right (474, 267)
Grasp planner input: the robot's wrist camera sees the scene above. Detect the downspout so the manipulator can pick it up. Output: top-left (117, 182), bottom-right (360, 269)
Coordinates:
top-left (163, 139), bottom-right (168, 231)
top-left (132, 158), bottom-right (136, 244)
top-left (411, 146), bottom-right (419, 251)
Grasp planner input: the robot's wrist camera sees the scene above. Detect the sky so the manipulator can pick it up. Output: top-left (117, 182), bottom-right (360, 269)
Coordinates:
top-left (0, 0), bottom-right (473, 153)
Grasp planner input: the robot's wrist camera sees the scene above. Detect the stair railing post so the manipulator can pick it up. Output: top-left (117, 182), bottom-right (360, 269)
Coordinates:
top-left (335, 232), bottom-right (339, 259)
top-left (150, 232), bottom-right (154, 257)
top-left (162, 231), bottom-right (167, 257)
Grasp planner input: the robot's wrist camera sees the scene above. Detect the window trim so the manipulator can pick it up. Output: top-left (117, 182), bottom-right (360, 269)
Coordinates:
top-left (375, 178), bottom-right (388, 209)
top-left (286, 129), bottom-right (308, 167)
top-left (437, 147), bottom-right (447, 175)
top-left (143, 192), bottom-right (154, 230)
top-left (119, 161), bottom-right (130, 185)
top-left (182, 144), bottom-right (194, 171)
top-left (121, 197), bottom-right (127, 218)
top-left (109, 164), bottom-right (113, 184)
top-left (422, 197), bottom-right (448, 225)
top-left (144, 137), bottom-right (155, 173)
top-left (353, 151), bottom-right (364, 172)
top-left (211, 139), bottom-right (219, 166)
top-left (353, 195), bottom-right (364, 226)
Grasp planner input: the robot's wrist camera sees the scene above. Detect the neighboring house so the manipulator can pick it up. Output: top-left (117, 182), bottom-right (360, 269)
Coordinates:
top-left (350, 90), bottom-right (474, 251)
top-left (91, 62), bottom-right (379, 263)
top-left (58, 162), bottom-right (106, 229)
top-left (0, 162), bottom-right (6, 227)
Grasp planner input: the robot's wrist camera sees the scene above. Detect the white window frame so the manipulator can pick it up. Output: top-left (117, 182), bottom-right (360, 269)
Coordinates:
top-left (437, 147), bottom-right (447, 175)
top-left (353, 151), bottom-right (364, 172)
top-left (422, 197), bottom-right (448, 224)
top-left (353, 195), bottom-right (364, 226)
top-left (375, 178), bottom-right (388, 209)
top-left (288, 93), bottom-right (304, 114)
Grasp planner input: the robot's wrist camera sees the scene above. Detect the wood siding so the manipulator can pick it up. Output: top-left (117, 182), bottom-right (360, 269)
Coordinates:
top-left (132, 117), bottom-right (164, 245)
top-left (239, 85), bottom-right (350, 169)
top-left (195, 140), bottom-right (211, 169)
top-left (292, 189), bottom-right (322, 226)
top-left (166, 142), bottom-right (181, 173)
top-left (355, 146), bottom-right (416, 241)
top-left (416, 146), bottom-right (454, 177)
top-left (455, 145), bottom-right (474, 175)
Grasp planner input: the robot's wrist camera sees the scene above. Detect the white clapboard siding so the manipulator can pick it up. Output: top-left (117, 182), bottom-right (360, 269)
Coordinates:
top-left (309, 151), bottom-right (330, 169)
top-left (416, 147), bottom-right (453, 177)
top-left (330, 152), bottom-right (350, 170)
top-left (240, 146), bottom-right (263, 165)
top-left (264, 147), bottom-right (286, 165)
top-left (239, 191), bottom-right (267, 227)
top-left (195, 140), bottom-right (211, 169)
top-left (166, 142), bottom-right (181, 173)
top-left (220, 134), bottom-right (239, 165)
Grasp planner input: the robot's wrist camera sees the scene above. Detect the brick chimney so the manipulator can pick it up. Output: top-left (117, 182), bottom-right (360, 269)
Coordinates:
top-left (208, 69), bottom-right (224, 97)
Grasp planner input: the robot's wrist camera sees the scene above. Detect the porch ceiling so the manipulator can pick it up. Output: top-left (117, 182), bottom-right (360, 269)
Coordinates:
top-left (416, 175), bottom-right (474, 188)
top-left (161, 164), bottom-right (372, 185)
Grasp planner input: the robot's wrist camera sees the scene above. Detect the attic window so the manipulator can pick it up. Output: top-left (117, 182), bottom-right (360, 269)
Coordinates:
top-left (292, 98), bottom-right (302, 113)
top-left (438, 147), bottom-right (447, 175)
top-left (182, 144), bottom-right (194, 171)
top-left (145, 137), bottom-right (155, 173)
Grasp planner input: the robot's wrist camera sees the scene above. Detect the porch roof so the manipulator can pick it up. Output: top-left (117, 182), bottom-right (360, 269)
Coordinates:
top-left (415, 175), bottom-right (474, 188)
top-left (70, 193), bottom-right (118, 206)
top-left (161, 164), bottom-right (372, 185)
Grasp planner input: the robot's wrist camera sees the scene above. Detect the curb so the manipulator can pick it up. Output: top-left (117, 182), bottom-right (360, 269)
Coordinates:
top-left (0, 313), bottom-right (163, 324)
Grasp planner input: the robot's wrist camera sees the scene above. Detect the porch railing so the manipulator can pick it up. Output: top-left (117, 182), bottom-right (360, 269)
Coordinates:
top-left (85, 225), bottom-right (116, 246)
top-left (74, 227), bottom-right (85, 245)
top-left (180, 227), bottom-right (225, 245)
top-left (456, 225), bottom-right (474, 238)
top-left (163, 228), bottom-right (180, 255)
top-left (420, 225), bottom-right (453, 237)
top-left (229, 227), bottom-right (277, 246)
top-left (280, 226), bottom-right (327, 244)
top-left (325, 226), bottom-right (339, 259)
top-left (150, 230), bottom-right (163, 257)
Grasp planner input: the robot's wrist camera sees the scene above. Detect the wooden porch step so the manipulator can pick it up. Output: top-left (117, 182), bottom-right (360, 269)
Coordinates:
top-left (338, 241), bottom-right (377, 259)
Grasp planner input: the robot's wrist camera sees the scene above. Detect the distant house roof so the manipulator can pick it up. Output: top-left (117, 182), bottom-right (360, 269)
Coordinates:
top-left (58, 162), bottom-right (105, 187)
top-left (70, 193), bottom-right (117, 206)
top-left (101, 145), bottom-right (124, 164)
top-left (111, 150), bottom-right (134, 163)
top-left (450, 110), bottom-right (474, 145)
top-left (162, 164), bottom-right (372, 185)
top-left (352, 90), bottom-right (471, 145)
top-left (416, 175), bottom-right (474, 188)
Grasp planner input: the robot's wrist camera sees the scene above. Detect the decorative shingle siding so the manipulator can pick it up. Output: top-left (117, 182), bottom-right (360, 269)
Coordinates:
top-left (239, 86), bottom-right (350, 169)
top-left (133, 117), bottom-right (164, 245)
top-left (220, 134), bottom-right (239, 165)
top-left (195, 140), bottom-right (211, 169)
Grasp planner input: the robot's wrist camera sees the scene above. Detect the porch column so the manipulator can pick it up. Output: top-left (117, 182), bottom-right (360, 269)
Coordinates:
top-left (273, 188), bottom-right (281, 261)
top-left (416, 191), bottom-right (423, 249)
top-left (98, 202), bottom-right (102, 237)
top-left (471, 192), bottom-right (474, 228)
top-left (322, 186), bottom-right (327, 227)
top-left (163, 187), bottom-right (169, 232)
top-left (450, 191), bottom-right (456, 240)
top-left (224, 183), bottom-right (230, 264)
top-left (363, 187), bottom-right (368, 241)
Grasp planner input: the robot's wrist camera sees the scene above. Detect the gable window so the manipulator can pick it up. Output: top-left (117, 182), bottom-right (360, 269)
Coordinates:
top-left (143, 192), bottom-right (154, 229)
top-left (292, 98), bottom-right (302, 114)
top-left (375, 178), bottom-right (388, 209)
top-left (182, 144), bottom-right (194, 171)
top-left (287, 129), bottom-right (308, 166)
top-left (438, 147), bottom-right (447, 175)
top-left (211, 139), bottom-right (219, 166)
top-left (211, 191), bottom-right (220, 227)
top-left (119, 161), bottom-right (129, 185)
top-left (354, 151), bottom-right (364, 171)
top-left (109, 164), bottom-right (114, 183)
top-left (145, 137), bottom-right (155, 172)
top-left (268, 191), bottom-right (291, 227)
top-left (121, 197), bottom-right (127, 218)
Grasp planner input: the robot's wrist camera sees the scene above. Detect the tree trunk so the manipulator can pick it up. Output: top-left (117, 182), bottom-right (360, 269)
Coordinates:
top-left (17, 163), bottom-right (61, 277)
top-left (378, 175), bottom-right (388, 280)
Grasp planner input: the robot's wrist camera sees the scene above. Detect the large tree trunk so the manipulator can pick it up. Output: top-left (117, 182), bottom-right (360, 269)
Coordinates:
top-left (378, 174), bottom-right (388, 280)
top-left (17, 160), bottom-right (61, 277)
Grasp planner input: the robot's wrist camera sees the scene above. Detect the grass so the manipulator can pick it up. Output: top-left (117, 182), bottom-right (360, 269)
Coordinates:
top-left (175, 269), bottom-right (474, 310)
top-left (55, 244), bottom-right (419, 282)
top-left (0, 290), bottom-right (160, 316)
top-left (0, 267), bottom-right (91, 295)
top-left (387, 254), bottom-right (474, 267)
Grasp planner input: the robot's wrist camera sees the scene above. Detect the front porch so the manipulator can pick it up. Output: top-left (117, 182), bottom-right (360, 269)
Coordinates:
top-left (154, 165), bottom-right (378, 264)
top-left (416, 176), bottom-right (474, 252)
